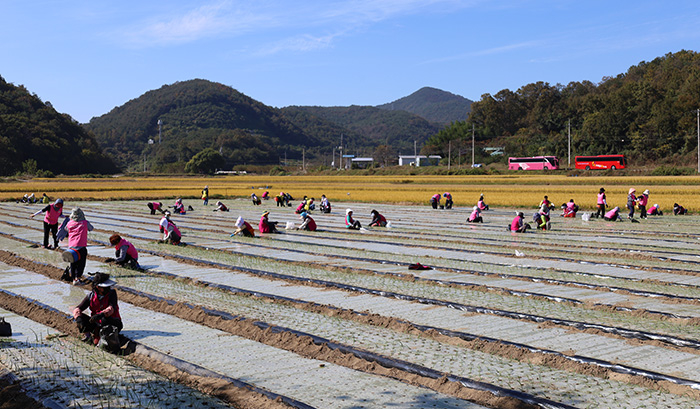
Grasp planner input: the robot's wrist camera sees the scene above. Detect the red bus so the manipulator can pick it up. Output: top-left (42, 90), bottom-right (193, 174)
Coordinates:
top-left (508, 156), bottom-right (559, 170)
top-left (574, 155), bottom-right (627, 170)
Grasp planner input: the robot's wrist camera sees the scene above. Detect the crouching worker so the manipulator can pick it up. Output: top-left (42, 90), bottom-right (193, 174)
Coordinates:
top-left (510, 212), bottom-right (530, 233)
top-left (107, 234), bottom-right (140, 270)
top-left (259, 211), bottom-right (279, 233)
top-left (345, 209), bottom-right (361, 230)
top-left (369, 210), bottom-right (387, 227)
top-left (603, 206), bottom-right (622, 221)
top-left (214, 201), bottom-right (229, 211)
top-left (297, 212), bottom-right (317, 231)
top-left (561, 199), bottom-right (578, 218)
top-left (232, 216), bottom-right (255, 237)
top-left (647, 204), bottom-right (663, 216)
top-left (159, 211), bottom-right (181, 245)
top-left (674, 203), bottom-right (688, 215)
top-left (73, 273), bottom-right (122, 350)
top-left (467, 206), bottom-right (483, 223)
top-left (147, 202), bottom-right (164, 215)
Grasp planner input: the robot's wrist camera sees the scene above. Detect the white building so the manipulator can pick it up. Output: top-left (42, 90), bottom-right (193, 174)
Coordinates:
top-left (398, 155), bottom-right (442, 166)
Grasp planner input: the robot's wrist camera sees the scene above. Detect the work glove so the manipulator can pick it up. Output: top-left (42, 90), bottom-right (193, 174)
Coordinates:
top-left (89, 313), bottom-right (104, 324)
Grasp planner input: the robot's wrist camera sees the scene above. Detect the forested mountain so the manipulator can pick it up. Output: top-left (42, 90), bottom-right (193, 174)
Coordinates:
top-left (425, 50), bottom-right (700, 166)
top-left (376, 87), bottom-right (472, 125)
top-left (0, 76), bottom-right (117, 176)
top-left (281, 105), bottom-right (442, 155)
top-left (86, 79), bottom-right (323, 172)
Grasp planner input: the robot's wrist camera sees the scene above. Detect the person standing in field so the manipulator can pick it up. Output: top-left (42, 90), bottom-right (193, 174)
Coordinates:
top-left (30, 198), bottom-right (63, 249)
top-left (595, 188), bottom-right (607, 218)
top-left (201, 186), bottom-right (209, 206)
top-left (57, 207), bottom-right (94, 285)
top-left (626, 188), bottom-right (637, 220)
top-left (637, 189), bottom-right (649, 219)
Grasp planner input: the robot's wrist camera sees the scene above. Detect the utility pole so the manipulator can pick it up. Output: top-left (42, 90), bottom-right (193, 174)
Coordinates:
top-left (448, 140), bottom-right (451, 170)
top-left (471, 124), bottom-right (475, 167)
top-left (697, 109), bottom-right (699, 173)
top-left (568, 119), bottom-right (571, 169)
top-left (302, 148), bottom-right (305, 172)
top-left (158, 119), bottom-right (162, 144)
top-left (340, 134), bottom-right (344, 170)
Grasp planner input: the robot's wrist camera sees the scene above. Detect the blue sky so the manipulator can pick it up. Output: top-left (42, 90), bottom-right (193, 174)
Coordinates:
top-left (3, 0), bottom-right (700, 123)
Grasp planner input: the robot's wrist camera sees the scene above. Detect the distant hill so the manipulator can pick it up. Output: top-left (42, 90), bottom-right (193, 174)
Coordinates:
top-left (0, 75), bottom-right (117, 175)
top-left (86, 79), bottom-right (323, 171)
top-left (281, 105), bottom-right (442, 155)
top-left (376, 87), bottom-right (472, 125)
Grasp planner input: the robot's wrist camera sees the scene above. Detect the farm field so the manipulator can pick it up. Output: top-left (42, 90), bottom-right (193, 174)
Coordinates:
top-left (2, 192), bottom-right (700, 408)
top-left (4, 173), bottom-right (700, 211)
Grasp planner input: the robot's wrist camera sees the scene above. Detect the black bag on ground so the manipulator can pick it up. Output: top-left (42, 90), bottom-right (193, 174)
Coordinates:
top-left (60, 266), bottom-right (71, 282)
top-left (0, 317), bottom-right (12, 336)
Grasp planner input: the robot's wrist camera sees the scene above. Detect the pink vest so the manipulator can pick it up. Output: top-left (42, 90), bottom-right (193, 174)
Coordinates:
top-left (67, 220), bottom-right (89, 248)
top-left (432, 194), bottom-right (440, 202)
top-left (478, 200), bottom-right (486, 210)
top-left (89, 291), bottom-right (121, 320)
top-left (597, 193), bottom-right (606, 205)
top-left (116, 239), bottom-right (138, 260)
top-left (604, 208), bottom-right (617, 219)
top-left (259, 217), bottom-right (273, 233)
top-left (44, 205), bottom-right (62, 224)
top-left (469, 209), bottom-right (479, 221)
top-left (511, 216), bottom-right (521, 231)
top-left (638, 195), bottom-right (648, 206)
top-left (566, 202), bottom-right (576, 211)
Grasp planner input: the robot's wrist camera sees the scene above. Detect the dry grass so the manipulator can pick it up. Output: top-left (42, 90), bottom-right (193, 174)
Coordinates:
top-left (4, 174), bottom-right (700, 211)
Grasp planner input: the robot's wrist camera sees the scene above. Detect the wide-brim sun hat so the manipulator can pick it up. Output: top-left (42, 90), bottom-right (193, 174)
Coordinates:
top-left (654, 204), bottom-right (659, 208)
top-left (643, 190), bottom-right (650, 195)
top-left (300, 212), bottom-right (308, 218)
top-left (629, 188), bottom-right (636, 194)
top-left (346, 209), bottom-right (353, 215)
top-left (262, 211), bottom-right (270, 217)
top-left (97, 279), bottom-right (117, 288)
top-left (473, 206), bottom-right (478, 211)
top-left (235, 216), bottom-right (244, 228)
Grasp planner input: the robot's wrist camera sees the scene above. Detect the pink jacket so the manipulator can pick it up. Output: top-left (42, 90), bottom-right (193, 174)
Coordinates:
top-left (67, 220), bottom-right (90, 248)
top-left (597, 193), bottom-right (606, 205)
top-left (511, 216), bottom-right (522, 231)
top-left (115, 239), bottom-right (138, 261)
top-left (604, 208), bottom-right (619, 219)
top-left (44, 205), bottom-right (63, 224)
top-left (469, 208), bottom-right (480, 221)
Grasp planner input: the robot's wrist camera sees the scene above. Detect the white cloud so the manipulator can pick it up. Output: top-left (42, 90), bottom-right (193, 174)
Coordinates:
top-left (112, 0), bottom-right (477, 50)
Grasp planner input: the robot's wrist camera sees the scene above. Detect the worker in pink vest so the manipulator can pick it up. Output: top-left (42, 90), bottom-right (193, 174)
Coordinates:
top-left (604, 206), bottom-right (622, 221)
top-left (637, 189), bottom-right (649, 219)
top-left (73, 272), bottom-right (122, 349)
top-left (31, 198), bottom-right (64, 249)
top-left (595, 188), bottom-right (607, 218)
top-left (108, 234), bottom-right (140, 270)
top-left (510, 212), bottom-right (530, 233)
top-left (430, 193), bottom-right (441, 209)
top-left (57, 207), bottom-right (94, 285)
top-left (159, 211), bottom-right (181, 245)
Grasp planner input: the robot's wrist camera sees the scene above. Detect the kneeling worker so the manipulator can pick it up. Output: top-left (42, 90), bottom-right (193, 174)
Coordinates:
top-left (108, 234), bottom-right (140, 270)
top-left (73, 273), bottom-right (122, 350)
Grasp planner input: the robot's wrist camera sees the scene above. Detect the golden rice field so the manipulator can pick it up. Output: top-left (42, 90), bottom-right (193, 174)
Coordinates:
top-left (4, 174), bottom-right (700, 212)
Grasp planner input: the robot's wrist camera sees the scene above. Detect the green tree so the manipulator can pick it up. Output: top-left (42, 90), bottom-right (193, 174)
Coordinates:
top-left (184, 148), bottom-right (225, 174)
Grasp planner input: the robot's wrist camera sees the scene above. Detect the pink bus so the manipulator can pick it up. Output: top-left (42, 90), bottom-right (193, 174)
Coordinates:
top-left (508, 156), bottom-right (560, 170)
